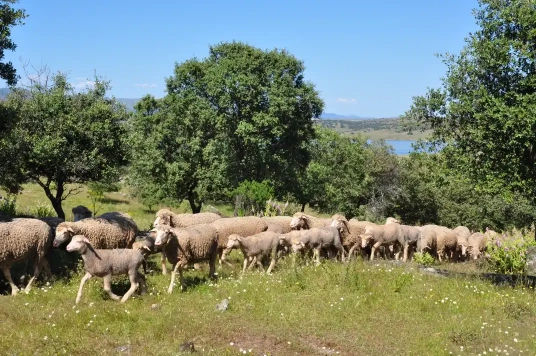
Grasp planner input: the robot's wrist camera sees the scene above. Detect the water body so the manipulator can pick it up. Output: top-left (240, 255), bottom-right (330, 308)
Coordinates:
top-left (384, 140), bottom-right (416, 155)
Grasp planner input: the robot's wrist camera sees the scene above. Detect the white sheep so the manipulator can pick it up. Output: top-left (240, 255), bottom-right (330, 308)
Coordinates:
top-left (53, 212), bottom-right (138, 249)
top-left (153, 208), bottom-right (221, 228)
top-left (0, 218), bottom-right (54, 295)
top-left (330, 214), bottom-right (376, 261)
top-left (222, 231), bottom-right (281, 274)
top-left (66, 235), bottom-right (147, 304)
top-left (290, 226), bottom-right (345, 264)
top-left (289, 212), bottom-right (332, 230)
top-left (453, 226), bottom-right (471, 260)
top-left (263, 216), bottom-right (293, 234)
top-left (153, 224), bottom-right (218, 294)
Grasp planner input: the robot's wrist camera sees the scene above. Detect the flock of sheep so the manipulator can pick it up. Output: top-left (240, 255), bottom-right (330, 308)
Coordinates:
top-left (0, 206), bottom-right (497, 303)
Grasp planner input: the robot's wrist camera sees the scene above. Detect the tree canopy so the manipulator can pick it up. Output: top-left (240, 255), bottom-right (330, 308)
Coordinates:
top-left (0, 72), bottom-right (129, 218)
top-left (403, 0), bottom-right (536, 201)
top-left (129, 42), bottom-right (324, 213)
top-left (0, 0), bottom-right (27, 86)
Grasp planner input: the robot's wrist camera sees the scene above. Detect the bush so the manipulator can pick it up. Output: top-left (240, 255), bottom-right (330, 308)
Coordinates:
top-left (0, 195), bottom-right (17, 216)
top-left (231, 180), bottom-right (274, 216)
top-left (486, 230), bottom-right (536, 275)
top-left (30, 201), bottom-right (56, 218)
top-left (413, 252), bottom-right (435, 266)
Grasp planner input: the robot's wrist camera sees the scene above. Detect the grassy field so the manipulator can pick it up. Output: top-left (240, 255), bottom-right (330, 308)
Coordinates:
top-left (1, 184), bottom-right (536, 355)
top-left (320, 118), bottom-right (433, 141)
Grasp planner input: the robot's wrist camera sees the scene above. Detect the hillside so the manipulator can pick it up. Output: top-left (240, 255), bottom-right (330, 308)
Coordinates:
top-left (320, 118), bottom-right (432, 140)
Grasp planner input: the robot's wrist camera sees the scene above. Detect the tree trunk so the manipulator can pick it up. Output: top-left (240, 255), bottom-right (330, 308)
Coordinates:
top-left (187, 190), bottom-right (202, 214)
top-left (301, 203), bottom-right (306, 212)
top-left (41, 182), bottom-right (65, 220)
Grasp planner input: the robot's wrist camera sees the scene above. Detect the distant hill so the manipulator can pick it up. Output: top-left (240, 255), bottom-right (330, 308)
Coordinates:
top-left (116, 98), bottom-right (140, 111)
top-left (0, 88), bottom-right (10, 100)
top-left (320, 112), bottom-right (375, 120)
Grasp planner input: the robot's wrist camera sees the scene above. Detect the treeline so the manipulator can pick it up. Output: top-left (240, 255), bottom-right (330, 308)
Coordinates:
top-left (320, 118), bottom-right (405, 133)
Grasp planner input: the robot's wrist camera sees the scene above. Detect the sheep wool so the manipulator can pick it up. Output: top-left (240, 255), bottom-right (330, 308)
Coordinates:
top-left (153, 209), bottom-right (221, 228)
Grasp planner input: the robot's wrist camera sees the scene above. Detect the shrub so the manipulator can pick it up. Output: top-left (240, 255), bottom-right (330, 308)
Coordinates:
top-left (231, 180), bottom-right (274, 216)
top-left (0, 195), bottom-right (17, 216)
top-left (486, 230), bottom-right (536, 275)
top-left (413, 252), bottom-right (435, 266)
top-left (31, 201), bottom-right (56, 218)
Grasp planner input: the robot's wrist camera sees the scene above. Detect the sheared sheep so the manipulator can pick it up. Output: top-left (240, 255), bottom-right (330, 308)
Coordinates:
top-left (399, 225), bottom-right (421, 262)
top-left (360, 222), bottom-right (403, 261)
top-left (467, 232), bottom-right (489, 260)
top-left (417, 225), bottom-right (458, 262)
top-left (222, 231), bottom-right (281, 274)
top-left (289, 212), bottom-right (332, 230)
top-left (453, 226), bottom-right (471, 260)
top-left (66, 235), bottom-right (147, 304)
top-left (53, 212), bottom-right (138, 249)
top-left (132, 234), bottom-right (160, 274)
top-left (290, 226), bottom-right (345, 264)
top-left (210, 216), bottom-right (268, 266)
top-left (153, 208), bottom-right (221, 228)
top-left (152, 224), bottom-right (218, 294)
top-left (0, 218), bottom-right (53, 295)
top-left (330, 215), bottom-right (375, 261)
top-left (263, 216), bottom-right (293, 234)
top-left (72, 205), bottom-right (92, 222)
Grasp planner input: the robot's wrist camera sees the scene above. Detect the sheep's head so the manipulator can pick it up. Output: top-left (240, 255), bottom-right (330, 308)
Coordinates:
top-left (153, 227), bottom-right (173, 246)
top-left (66, 235), bottom-right (91, 253)
top-left (225, 234), bottom-right (242, 250)
top-left (330, 216), bottom-right (347, 232)
top-left (133, 241), bottom-right (152, 255)
top-left (53, 225), bottom-right (75, 247)
top-left (458, 243), bottom-right (468, 257)
top-left (290, 213), bottom-right (308, 229)
top-left (360, 234), bottom-right (373, 248)
top-left (385, 217), bottom-right (400, 224)
top-left (291, 240), bottom-right (306, 253)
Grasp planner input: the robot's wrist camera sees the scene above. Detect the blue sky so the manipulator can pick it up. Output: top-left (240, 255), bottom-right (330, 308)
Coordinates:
top-left (6, 0), bottom-right (478, 117)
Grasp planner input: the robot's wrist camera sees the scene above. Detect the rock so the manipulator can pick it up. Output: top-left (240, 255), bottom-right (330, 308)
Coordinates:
top-left (178, 341), bottom-right (195, 353)
top-left (151, 303), bottom-right (160, 310)
top-left (215, 298), bottom-right (229, 312)
top-left (526, 246), bottom-right (536, 276)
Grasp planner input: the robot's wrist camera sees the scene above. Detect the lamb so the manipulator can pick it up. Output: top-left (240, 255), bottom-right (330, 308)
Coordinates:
top-left (53, 212), bottom-right (138, 249)
top-left (131, 233), bottom-right (160, 274)
top-left (467, 232), bottom-right (489, 260)
top-left (72, 205), bottom-right (93, 221)
top-left (263, 216), bottom-right (293, 234)
top-left (153, 208), bottom-right (221, 228)
top-left (453, 226), bottom-right (471, 260)
top-left (152, 224), bottom-right (218, 294)
top-left (0, 218), bottom-right (54, 295)
top-left (290, 226), bottom-right (345, 264)
top-left (289, 212), bottom-right (332, 230)
top-left (210, 216), bottom-right (268, 265)
top-left (330, 215), bottom-right (375, 261)
top-left (66, 235), bottom-right (147, 304)
top-left (221, 231), bottom-right (281, 274)
top-left (360, 223), bottom-right (403, 261)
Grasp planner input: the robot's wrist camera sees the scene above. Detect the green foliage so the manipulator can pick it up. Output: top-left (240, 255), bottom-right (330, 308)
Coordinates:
top-left (486, 230), bottom-right (536, 275)
top-left (403, 0), bottom-right (536, 205)
top-left (263, 199), bottom-right (300, 217)
top-left (129, 42), bottom-right (324, 213)
top-left (87, 181), bottom-right (120, 216)
top-left (0, 72), bottom-right (129, 219)
top-left (30, 201), bottom-right (55, 218)
top-left (412, 252), bottom-right (435, 266)
top-left (231, 180), bottom-right (274, 216)
top-left (0, 0), bottom-right (27, 85)
top-left (0, 195), bottom-right (16, 216)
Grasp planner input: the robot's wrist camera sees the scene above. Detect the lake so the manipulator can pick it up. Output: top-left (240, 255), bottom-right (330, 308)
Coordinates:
top-left (384, 140), bottom-right (416, 155)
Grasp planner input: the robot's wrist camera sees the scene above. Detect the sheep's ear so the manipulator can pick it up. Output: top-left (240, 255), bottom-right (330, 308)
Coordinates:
top-left (67, 227), bottom-right (75, 233)
top-left (142, 245), bottom-right (151, 251)
top-left (82, 237), bottom-right (91, 244)
top-left (149, 228), bottom-right (157, 232)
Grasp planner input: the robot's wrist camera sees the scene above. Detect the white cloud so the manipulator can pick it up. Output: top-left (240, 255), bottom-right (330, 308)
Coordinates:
top-left (336, 98), bottom-right (357, 103)
top-left (73, 79), bottom-right (95, 89)
top-left (134, 83), bottom-right (157, 88)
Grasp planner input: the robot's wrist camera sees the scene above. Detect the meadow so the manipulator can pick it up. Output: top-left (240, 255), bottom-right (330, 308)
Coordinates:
top-left (1, 184), bottom-right (536, 355)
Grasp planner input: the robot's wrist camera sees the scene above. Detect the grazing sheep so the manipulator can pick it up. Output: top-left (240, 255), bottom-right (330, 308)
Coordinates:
top-left (0, 218), bottom-right (53, 295)
top-left (417, 225), bottom-right (458, 262)
top-left (152, 224), bottom-right (218, 294)
top-left (53, 212), bottom-right (138, 249)
top-left (467, 232), bottom-right (488, 260)
top-left (210, 216), bottom-right (268, 265)
top-left (385, 217), bottom-right (401, 224)
top-left (222, 231), bottom-right (281, 274)
top-left (72, 205), bottom-right (93, 222)
top-left (131, 234), bottom-right (160, 274)
top-left (66, 235), bottom-right (147, 304)
top-left (290, 226), bottom-right (345, 264)
top-left (330, 215), bottom-right (375, 261)
top-left (153, 208), bottom-right (221, 228)
top-left (263, 216), bottom-right (293, 234)
top-left (453, 226), bottom-right (471, 260)
top-left (360, 223), bottom-right (403, 261)
top-left (399, 225), bottom-right (421, 262)
top-left (289, 212), bottom-right (332, 230)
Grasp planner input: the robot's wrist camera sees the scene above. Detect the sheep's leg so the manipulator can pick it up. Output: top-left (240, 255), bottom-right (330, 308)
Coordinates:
top-left (160, 252), bottom-right (167, 275)
top-left (370, 242), bottom-right (382, 261)
top-left (247, 256), bottom-right (257, 271)
top-left (218, 249), bottom-right (235, 268)
top-left (437, 249), bottom-right (444, 263)
top-left (255, 257), bottom-right (265, 272)
top-left (103, 274), bottom-right (121, 301)
top-left (266, 258), bottom-right (276, 274)
top-left (347, 245), bottom-right (359, 262)
top-left (41, 259), bottom-right (53, 279)
top-left (137, 272), bottom-right (147, 295)
top-left (120, 270), bottom-right (140, 303)
top-left (168, 263), bottom-right (179, 294)
top-left (314, 247), bottom-right (321, 265)
top-left (241, 257), bottom-right (249, 275)
top-left (208, 251), bottom-right (217, 280)
top-left (1, 265), bottom-right (19, 296)
top-left (178, 265), bottom-right (186, 292)
top-left (75, 272), bottom-right (92, 304)
top-left (142, 259), bottom-right (148, 274)
top-left (24, 261), bottom-right (43, 294)
top-left (403, 244), bottom-right (409, 263)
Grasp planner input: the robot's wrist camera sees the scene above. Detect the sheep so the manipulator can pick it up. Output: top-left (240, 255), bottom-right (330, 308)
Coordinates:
top-left (152, 224), bottom-right (218, 294)
top-left (289, 212), bottom-right (332, 230)
top-left (66, 235), bottom-right (147, 304)
top-left (453, 226), bottom-right (471, 260)
top-left (131, 234), bottom-right (159, 274)
top-left (330, 215), bottom-right (375, 261)
top-left (290, 226), bottom-right (345, 264)
top-left (467, 232), bottom-right (488, 260)
top-left (417, 225), bottom-right (458, 262)
top-left (399, 225), bottom-right (421, 262)
top-left (53, 212), bottom-right (138, 249)
top-left (153, 208), bottom-right (221, 228)
top-left (263, 216), bottom-right (293, 234)
top-left (221, 231), bottom-right (281, 274)
top-left (210, 216), bottom-right (268, 266)
top-left (0, 218), bottom-right (53, 295)
top-left (360, 222), bottom-right (403, 261)
top-left (72, 205), bottom-right (93, 222)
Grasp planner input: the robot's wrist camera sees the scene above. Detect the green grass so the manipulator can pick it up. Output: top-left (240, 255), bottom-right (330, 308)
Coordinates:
top-left (2, 184), bottom-right (536, 355)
